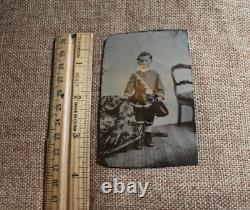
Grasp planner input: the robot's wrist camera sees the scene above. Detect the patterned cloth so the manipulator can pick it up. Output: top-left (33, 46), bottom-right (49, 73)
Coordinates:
top-left (100, 96), bottom-right (141, 155)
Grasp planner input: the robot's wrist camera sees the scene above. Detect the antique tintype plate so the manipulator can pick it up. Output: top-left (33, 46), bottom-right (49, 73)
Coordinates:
top-left (99, 30), bottom-right (198, 168)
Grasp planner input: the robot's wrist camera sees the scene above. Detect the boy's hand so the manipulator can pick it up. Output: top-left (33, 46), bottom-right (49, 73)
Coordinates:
top-left (157, 96), bottom-right (164, 101)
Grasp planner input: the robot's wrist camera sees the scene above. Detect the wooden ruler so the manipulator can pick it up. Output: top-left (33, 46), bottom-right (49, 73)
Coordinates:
top-left (44, 33), bottom-right (93, 210)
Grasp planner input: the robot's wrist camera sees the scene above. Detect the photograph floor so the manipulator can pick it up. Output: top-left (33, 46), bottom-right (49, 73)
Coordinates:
top-left (105, 122), bottom-right (198, 168)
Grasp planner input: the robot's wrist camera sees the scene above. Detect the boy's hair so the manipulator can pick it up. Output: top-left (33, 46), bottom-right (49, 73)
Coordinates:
top-left (136, 52), bottom-right (152, 60)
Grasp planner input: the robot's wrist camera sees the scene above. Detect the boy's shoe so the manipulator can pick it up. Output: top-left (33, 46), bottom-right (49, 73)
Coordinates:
top-left (135, 138), bottom-right (143, 149)
top-left (144, 132), bottom-right (154, 147)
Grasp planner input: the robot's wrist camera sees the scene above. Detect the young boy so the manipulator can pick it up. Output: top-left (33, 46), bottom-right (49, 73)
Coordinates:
top-left (124, 52), bottom-right (165, 149)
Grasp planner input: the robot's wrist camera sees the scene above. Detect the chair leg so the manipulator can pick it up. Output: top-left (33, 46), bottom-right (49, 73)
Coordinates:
top-left (177, 104), bottom-right (182, 127)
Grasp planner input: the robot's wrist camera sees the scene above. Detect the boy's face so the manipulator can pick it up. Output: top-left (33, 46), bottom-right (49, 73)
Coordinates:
top-left (137, 55), bottom-right (152, 71)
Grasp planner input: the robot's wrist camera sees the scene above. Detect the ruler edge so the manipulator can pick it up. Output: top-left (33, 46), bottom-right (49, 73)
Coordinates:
top-left (44, 33), bottom-right (66, 209)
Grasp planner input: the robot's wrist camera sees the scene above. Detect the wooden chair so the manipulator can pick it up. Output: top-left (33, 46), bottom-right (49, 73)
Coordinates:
top-left (171, 64), bottom-right (196, 132)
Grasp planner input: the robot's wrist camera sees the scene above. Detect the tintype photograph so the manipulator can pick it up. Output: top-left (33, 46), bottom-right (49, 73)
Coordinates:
top-left (99, 30), bottom-right (198, 168)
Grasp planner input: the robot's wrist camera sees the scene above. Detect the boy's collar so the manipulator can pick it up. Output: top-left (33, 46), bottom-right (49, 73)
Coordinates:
top-left (138, 67), bottom-right (151, 72)
top-left (139, 69), bottom-right (150, 72)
